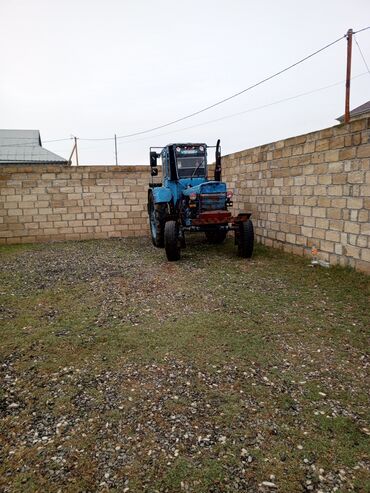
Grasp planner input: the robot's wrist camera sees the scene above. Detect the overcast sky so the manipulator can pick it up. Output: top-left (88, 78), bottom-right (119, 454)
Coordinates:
top-left (1, 0), bottom-right (369, 165)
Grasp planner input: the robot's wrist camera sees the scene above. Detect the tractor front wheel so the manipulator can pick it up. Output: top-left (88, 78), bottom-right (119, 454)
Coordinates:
top-left (205, 229), bottom-right (227, 244)
top-left (237, 219), bottom-right (254, 258)
top-left (149, 194), bottom-right (166, 248)
top-left (164, 221), bottom-right (181, 261)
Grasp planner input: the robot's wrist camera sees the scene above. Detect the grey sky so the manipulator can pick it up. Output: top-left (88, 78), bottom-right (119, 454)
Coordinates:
top-left (1, 0), bottom-right (369, 165)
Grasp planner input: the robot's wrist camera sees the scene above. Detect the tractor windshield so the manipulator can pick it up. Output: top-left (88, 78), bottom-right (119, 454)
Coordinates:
top-left (177, 156), bottom-right (206, 178)
top-left (175, 145), bottom-right (206, 178)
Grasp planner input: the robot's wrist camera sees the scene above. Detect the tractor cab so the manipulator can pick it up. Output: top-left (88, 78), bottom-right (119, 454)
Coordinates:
top-left (151, 143), bottom-right (208, 182)
top-left (147, 140), bottom-right (254, 261)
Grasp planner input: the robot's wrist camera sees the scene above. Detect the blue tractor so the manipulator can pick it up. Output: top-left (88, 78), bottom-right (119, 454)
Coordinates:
top-left (147, 140), bottom-right (254, 261)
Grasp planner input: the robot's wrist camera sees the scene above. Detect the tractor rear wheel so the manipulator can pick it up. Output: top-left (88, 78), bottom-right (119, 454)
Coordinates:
top-left (205, 229), bottom-right (227, 244)
top-left (237, 219), bottom-right (254, 258)
top-left (149, 194), bottom-right (166, 248)
top-left (164, 221), bottom-right (181, 261)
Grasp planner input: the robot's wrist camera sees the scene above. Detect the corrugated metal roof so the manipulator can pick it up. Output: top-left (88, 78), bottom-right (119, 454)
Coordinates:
top-left (336, 100), bottom-right (370, 122)
top-left (0, 129), bottom-right (68, 164)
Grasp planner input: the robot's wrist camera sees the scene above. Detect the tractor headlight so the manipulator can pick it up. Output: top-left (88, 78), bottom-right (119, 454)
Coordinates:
top-left (189, 192), bottom-right (197, 201)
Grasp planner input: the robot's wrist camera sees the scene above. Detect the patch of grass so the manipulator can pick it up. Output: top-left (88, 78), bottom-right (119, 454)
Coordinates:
top-left (310, 415), bottom-right (369, 467)
top-left (156, 457), bottom-right (227, 493)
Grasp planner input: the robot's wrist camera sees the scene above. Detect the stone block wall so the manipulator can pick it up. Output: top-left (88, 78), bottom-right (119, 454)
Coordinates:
top-left (0, 165), bottom-right (153, 244)
top-left (1, 117), bottom-right (369, 274)
top-left (222, 117), bottom-right (370, 273)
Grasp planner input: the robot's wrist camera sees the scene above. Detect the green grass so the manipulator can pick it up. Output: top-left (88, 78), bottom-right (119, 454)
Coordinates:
top-left (0, 237), bottom-right (369, 492)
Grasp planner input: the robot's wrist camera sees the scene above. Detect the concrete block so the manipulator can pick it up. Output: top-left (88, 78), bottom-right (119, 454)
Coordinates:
top-left (344, 222), bottom-right (360, 234)
top-left (357, 144), bottom-right (370, 158)
top-left (327, 208), bottom-right (342, 220)
top-left (326, 230), bottom-right (340, 242)
top-left (320, 239), bottom-right (335, 253)
top-left (315, 139), bottom-right (329, 151)
top-left (347, 198), bottom-right (363, 209)
top-left (318, 175), bottom-right (332, 185)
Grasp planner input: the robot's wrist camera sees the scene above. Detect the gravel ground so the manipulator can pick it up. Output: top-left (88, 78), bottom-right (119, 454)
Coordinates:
top-left (0, 237), bottom-right (369, 492)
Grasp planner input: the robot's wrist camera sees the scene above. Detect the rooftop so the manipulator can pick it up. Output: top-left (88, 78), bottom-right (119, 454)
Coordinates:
top-left (336, 100), bottom-right (370, 122)
top-left (0, 129), bottom-right (68, 164)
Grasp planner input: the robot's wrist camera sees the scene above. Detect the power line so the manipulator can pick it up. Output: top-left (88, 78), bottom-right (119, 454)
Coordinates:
top-left (115, 72), bottom-right (368, 145)
top-left (354, 35), bottom-right (370, 76)
top-left (45, 71), bottom-right (369, 152)
top-left (0, 137), bottom-right (73, 148)
top-left (44, 138), bottom-right (73, 143)
top-left (1, 26), bottom-right (368, 147)
top-left (353, 26), bottom-right (370, 35)
top-left (0, 136), bottom-right (71, 142)
top-left (79, 33), bottom-right (346, 141)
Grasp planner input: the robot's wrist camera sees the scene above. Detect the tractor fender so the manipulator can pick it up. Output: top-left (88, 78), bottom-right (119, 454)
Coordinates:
top-left (151, 187), bottom-right (173, 205)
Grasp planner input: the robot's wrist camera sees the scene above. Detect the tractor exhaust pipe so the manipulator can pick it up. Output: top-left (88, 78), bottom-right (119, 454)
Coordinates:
top-left (214, 139), bottom-right (221, 181)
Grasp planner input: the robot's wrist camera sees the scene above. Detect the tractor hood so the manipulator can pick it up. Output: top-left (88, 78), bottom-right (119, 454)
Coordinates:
top-left (182, 181), bottom-right (227, 197)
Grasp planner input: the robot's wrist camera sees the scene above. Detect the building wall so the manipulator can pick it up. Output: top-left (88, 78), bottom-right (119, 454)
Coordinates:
top-left (222, 117), bottom-right (370, 273)
top-left (0, 165), bottom-right (152, 244)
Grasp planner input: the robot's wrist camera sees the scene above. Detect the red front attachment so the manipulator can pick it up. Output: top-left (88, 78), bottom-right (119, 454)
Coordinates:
top-left (192, 211), bottom-right (232, 225)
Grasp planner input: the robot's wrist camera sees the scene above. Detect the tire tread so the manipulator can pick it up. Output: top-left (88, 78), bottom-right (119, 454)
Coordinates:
top-left (237, 220), bottom-right (254, 258)
top-left (164, 221), bottom-right (181, 261)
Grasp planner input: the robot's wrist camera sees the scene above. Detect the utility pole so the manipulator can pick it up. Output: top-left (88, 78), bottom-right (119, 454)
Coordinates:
top-left (114, 134), bottom-right (118, 165)
top-left (344, 28), bottom-right (353, 124)
top-left (74, 136), bottom-right (79, 166)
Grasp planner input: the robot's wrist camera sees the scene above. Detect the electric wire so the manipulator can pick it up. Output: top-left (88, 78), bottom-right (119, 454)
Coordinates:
top-left (4, 71), bottom-right (367, 153)
top-left (114, 72), bottom-right (368, 145)
top-left (0, 137), bottom-right (72, 142)
top-left (0, 137), bottom-right (73, 148)
top-left (76, 72), bottom-right (367, 151)
top-left (353, 26), bottom-right (370, 35)
top-left (44, 138), bottom-right (73, 143)
top-left (79, 33), bottom-right (346, 141)
top-left (1, 27), bottom-right (369, 147)
top-left (354, 35), bottom-right (370, 76)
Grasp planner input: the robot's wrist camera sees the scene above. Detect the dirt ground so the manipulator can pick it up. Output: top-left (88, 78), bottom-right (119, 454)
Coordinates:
top-left (0, 237), bottom-right (369, 492)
